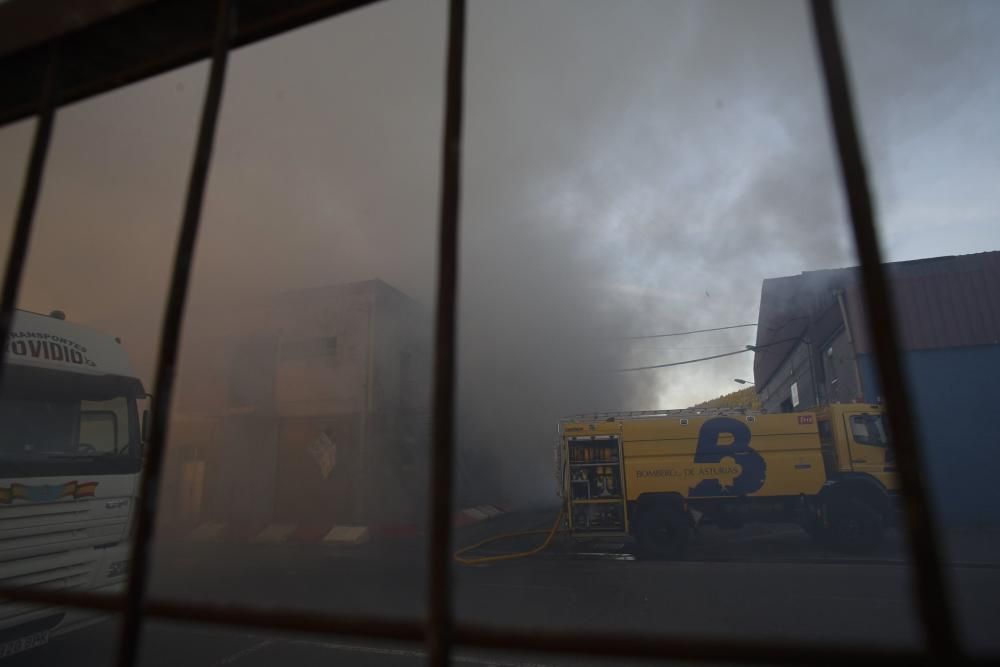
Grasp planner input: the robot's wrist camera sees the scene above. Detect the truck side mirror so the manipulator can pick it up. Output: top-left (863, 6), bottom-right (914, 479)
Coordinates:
top-left (142, 408), bottom-right (152, 446)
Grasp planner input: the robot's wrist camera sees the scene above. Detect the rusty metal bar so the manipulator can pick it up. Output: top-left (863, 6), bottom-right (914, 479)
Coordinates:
top-left (115, 1), bottom-right (237, 665)
top-left (0, 587), bottom-right (124, 614)
top-left (426, 0), bottom-right (466, 665)
top-left (809, 0), bottom-right (959, 657)
top-left (0, 44), bottom-right (58, 381)
top-left (0, 0), bottom-right (386, 128)
top-left (0, 3), bottom-right (979, 667)
top-left (0, 587), bottom-right (423, 641)
top-left (1, 584), bottom-right (991, 666)
top-left (453, 623), bottom-right (959, 667)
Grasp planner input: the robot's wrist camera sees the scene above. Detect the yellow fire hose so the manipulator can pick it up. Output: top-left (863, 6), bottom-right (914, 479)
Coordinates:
top-left (452, 504), bottom-right (567, 566)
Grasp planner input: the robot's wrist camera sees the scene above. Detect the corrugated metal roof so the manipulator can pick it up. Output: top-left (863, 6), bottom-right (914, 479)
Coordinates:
top-left (848, 252), bottom-right (1000, 353)
top-left (754, 251), bottom-right (1000, 388)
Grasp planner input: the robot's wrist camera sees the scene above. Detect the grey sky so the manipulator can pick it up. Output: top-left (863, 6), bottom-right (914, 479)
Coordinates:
top-left (1, 0), bottom-right (997, 498)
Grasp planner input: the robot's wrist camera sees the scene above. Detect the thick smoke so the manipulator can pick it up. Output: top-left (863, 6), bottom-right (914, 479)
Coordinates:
top-left (453, 0), bottom-right (858, 505)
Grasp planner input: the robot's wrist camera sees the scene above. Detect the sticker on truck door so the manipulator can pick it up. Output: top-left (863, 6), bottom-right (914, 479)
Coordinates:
top-left (0, 480), bottom-right (98, 504)
top-left (688, 417), bottom-right (767, 497)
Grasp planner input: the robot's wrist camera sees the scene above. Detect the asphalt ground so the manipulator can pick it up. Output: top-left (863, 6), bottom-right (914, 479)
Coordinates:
top-left (6, 508), bottom-right (1000, 666)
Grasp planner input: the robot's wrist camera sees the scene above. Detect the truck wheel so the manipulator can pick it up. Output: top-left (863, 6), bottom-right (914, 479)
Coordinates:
top-left (826, 496), bottom-right (884, 554)
top-left (635, 506), bottom-right (690, 560)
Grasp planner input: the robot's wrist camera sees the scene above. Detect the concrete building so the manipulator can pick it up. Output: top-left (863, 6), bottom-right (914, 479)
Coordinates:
top-left (752, 251), bottom-right (1000, 524)
top-left (163, 280), bottom-right (432, 537)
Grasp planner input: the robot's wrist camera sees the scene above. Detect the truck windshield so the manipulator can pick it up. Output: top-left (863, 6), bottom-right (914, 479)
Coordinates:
top-left (0, 365), bottom-right (143, 477)
top-left (849, 414), bottom-right (888, 447)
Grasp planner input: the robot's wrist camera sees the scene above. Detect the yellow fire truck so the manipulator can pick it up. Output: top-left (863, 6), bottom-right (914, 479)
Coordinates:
top-left (558, 404), bottom-right (897, 557)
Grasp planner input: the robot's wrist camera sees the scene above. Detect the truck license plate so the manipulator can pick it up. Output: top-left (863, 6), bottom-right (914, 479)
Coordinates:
top-left (0, 629), bottom-right (50, 658)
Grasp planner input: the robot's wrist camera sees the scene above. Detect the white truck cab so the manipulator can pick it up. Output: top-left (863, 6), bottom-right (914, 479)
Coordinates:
top-left (0, 309), bottom-right (146, 659)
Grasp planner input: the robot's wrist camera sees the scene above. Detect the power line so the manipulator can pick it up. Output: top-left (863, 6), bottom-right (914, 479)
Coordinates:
top-left (630, 345), bottom-right (756, 352)
top-left (619, 322), bottom-right (758, 340)
top-left (610, 335), bottom-right (801, 373)
top-left (613, 348), bottom-right (750, 372)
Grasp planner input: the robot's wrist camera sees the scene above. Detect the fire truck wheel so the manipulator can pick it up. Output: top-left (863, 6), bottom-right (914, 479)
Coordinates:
top-left (826, 495), bottom-right (884, 554)
top-left (635, 506), bottom-right (690, 560)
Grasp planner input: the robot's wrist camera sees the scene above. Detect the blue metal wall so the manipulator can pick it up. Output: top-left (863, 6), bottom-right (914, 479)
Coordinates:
top-left (859, 345), bottom-right (1000, 526)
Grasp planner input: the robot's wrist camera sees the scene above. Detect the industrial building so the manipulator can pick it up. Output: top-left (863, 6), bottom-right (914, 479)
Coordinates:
top-left (753, 251), bottom-right (1000, 524)
top-left (162, 279), bottom-right (432, 538)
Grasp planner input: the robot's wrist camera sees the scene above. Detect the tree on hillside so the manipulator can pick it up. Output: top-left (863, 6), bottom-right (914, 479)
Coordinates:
top-left (691, 386), bottom-right (760, 410)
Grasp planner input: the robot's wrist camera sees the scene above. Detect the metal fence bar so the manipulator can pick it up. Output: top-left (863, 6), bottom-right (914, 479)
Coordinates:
top-left (808, 0), bottom-right (959, 657)
top-left (0, 587), bottom-right (424, 641)
top-left (0, 1), bottom-right (385, 128)
top-left (0, 3), bottom-right (979, 667)
top-left (454, 623), bottom-right (956, 667)
top-left (426, 0), bottom-right (466, 665)
top-left (0, 44), bottom-right (58, 381)
top-left (116, 1), bottom-right (237, 665)
top-left (2, 585), bottom-right (989, 666)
